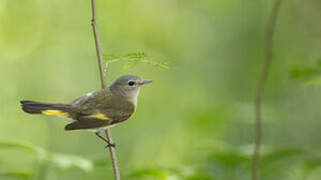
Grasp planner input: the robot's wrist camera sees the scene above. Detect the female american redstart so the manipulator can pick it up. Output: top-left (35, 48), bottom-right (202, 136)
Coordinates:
top-left (20, 75), bottom-right (152, 146)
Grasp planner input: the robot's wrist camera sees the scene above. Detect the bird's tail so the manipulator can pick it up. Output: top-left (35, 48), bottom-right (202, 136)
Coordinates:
top-left (20, 100), bottom-right (71, 117)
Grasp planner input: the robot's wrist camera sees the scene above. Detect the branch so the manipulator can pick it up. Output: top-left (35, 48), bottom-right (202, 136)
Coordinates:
top-left (90, 0), bottom-right (120, 180)
top-left (252, 1), bottom-right (282, 180)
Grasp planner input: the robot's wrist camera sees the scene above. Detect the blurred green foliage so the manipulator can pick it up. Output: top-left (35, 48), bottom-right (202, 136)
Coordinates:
top-left (0, 140), bottom-right (93, 179)
top-left (290, 59), bottom-right (321, 87)
top-left (1, 0), bottom-right (321, 180)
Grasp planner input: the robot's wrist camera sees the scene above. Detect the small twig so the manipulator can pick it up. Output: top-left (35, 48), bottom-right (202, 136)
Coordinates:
top-left (252, 1), bottom-right (282, 180)
top-left (90, 0), bottom-right (120, 180)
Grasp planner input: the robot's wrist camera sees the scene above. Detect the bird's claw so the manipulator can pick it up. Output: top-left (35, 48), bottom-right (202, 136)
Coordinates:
top-left (105, 142), bottom-right (116, 148)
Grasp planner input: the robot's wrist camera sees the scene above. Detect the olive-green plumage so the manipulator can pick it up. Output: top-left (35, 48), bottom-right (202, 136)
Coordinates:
top-left (20, 75), bottom-right (152, 133)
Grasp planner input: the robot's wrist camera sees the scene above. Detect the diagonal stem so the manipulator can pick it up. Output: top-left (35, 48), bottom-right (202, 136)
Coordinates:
top-left (90, 0), bottom-right (120, 180)
top-left (252, 1), bottom-right (282, 180)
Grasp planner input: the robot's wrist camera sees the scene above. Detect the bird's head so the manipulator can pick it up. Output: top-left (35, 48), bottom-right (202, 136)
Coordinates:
top-left (110, 75), bottom-right (152, 103)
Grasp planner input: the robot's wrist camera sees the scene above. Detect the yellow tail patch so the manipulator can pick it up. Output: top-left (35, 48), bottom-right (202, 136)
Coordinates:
top-left (42, 110), bottom-right (70, 117)
top-left (86, 113), bottom-right (110, 121)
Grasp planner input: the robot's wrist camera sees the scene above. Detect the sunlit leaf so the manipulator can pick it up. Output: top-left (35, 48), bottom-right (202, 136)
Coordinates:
top-left (50, 154), bottom-right (93, 172)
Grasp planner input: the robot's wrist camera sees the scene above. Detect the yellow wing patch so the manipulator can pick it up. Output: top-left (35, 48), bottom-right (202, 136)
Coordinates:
top-left (86, 113), bottom-right (110, 121)
top-left (42, 110), bottom-right (70, 117)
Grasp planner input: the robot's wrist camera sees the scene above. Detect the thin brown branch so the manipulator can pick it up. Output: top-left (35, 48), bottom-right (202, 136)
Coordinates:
top-left (91, 0), bottom-right (106, 89)
top-left (90, 0), bottom-right (120, 180)
top-left (252, 1), bottom-right (282, 180)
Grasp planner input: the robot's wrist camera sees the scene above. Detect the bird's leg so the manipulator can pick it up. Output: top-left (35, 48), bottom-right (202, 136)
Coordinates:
top-left (95, 132), bottom-right (115, 148)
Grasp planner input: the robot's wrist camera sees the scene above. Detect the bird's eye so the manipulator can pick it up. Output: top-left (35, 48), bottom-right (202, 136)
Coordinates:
top-left (128, 81), bottom-right (135, 86)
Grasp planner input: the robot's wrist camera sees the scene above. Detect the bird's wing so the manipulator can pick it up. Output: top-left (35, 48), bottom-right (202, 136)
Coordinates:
top-left (70, 90), bottom-right (102, 106)
top-left (69, 89), bottom-right (135, 127)
top-left (65, 118), bottom-right (110, 130)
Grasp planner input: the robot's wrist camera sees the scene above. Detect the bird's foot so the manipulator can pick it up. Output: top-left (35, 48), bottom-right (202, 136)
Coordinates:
top-left (105, 141), bottom-right (116, 148)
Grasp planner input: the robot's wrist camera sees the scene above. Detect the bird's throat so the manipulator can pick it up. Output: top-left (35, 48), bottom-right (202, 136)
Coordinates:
top-left (127, 90), bottom-right (139, 106)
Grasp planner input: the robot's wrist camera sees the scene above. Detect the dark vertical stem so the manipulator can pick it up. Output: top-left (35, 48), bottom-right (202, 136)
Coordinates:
top-left (90, 0), bottom-right (120, 180)
top-left (252, 1), bottom-right (282, 180)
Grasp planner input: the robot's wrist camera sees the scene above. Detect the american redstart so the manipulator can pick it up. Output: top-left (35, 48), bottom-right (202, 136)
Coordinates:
top-left (20, 75), bottom-right (152, 146)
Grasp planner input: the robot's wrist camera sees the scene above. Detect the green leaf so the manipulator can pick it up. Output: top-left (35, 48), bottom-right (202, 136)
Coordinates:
top-left (290, 61), bottom-right (321, 87)
top-left (210, 150), bottom-right (250, 168)
top-left (103, 52), bottom-right (169, 70)
top-left (129, 169), bottom-right (171, 180)
top-left (123, 52), bottom-right (148, 60)
top-left (303, 77), bottom-right (321, 87)
top-left (0, 170), bottom-right (32, 179)
top-left (301, 157), bottom-right (321, 172)
top-left (130, 167), bottom-right (216, 180)
top-left (261, 147), bottom-right (305, 164)
top-left (316, 58), bottom-right (321, 67)
top-left (91, 157), bottom-right (109, 167)
top-left (183, 174), bottom-right (213, 180)
top-left (103, 54), bottom-right (121, 63)
top-left (123, 59), bottom-right (169, 70)
top-left (289, 67), bottom-right (321, 79)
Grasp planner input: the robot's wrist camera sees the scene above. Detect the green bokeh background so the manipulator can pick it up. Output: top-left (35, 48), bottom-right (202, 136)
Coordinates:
top-left (1, 0), bottom-right (321, 179)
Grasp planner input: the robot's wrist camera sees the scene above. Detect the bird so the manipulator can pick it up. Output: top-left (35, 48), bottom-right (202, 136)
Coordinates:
top-left (20, 75), bottom-right (152, 147)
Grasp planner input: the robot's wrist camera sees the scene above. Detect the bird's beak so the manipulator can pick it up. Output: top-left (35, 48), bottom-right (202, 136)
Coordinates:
top-left (138, 80), bottom-right (153, 85)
